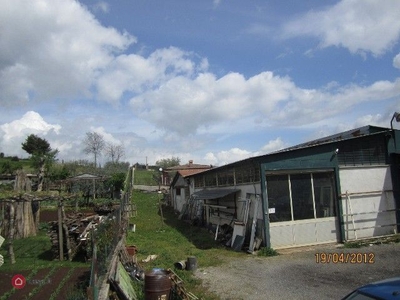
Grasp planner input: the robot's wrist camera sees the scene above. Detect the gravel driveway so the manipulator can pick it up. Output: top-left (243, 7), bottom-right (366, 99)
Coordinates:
top-left (195, 242), bottom-right (400, 300)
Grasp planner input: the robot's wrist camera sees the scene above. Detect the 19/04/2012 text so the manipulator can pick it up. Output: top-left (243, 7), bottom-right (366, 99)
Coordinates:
top-left (315, 252), bottom-right (375, 264)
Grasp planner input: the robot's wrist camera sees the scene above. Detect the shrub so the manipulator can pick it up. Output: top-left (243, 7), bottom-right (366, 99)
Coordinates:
top-left (257, 247), bottom-right (279, 257)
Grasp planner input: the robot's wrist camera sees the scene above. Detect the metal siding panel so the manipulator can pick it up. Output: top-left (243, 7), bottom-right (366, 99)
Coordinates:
top-left (339, 166), bottom-right (397, 240)
top-left (270, 224), bottom-right (294, 248)
top-left (293, 222), bottom-right (317, 245)
top-left (316, 218), bottom-right (339, 243)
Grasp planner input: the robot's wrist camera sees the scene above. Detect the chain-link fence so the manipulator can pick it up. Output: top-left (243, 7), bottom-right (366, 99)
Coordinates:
top-left (88, 166), bottom-right (133, 299)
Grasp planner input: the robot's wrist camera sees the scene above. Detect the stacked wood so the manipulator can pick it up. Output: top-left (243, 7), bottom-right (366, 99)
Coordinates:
top-left (93, 203), bottom-right (115, 215)
top-left (47, 211), bottom-right (101, 261)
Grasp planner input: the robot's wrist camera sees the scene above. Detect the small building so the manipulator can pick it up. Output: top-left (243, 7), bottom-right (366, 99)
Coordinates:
top-left (184, 125), bottom-right (400, 249)
top-left (168, 160), bottom-right (212, 212)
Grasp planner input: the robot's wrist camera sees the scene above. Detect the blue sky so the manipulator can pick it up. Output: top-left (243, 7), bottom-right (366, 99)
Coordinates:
top-left (1, 0), bottom-right (400, 166)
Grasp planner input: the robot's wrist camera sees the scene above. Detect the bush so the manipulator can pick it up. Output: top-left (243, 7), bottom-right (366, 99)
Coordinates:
top-left (257, 247), bottom-right (279, 257)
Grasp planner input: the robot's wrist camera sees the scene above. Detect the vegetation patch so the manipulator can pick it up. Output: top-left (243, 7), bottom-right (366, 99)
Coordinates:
top-left (343, 234), bottom-right (400, 249)
top-left (0, 224), bottom-right (89, 272)
top-left (127, 190), bottom-right (246, 299)
top-left (257, 247), bottom-right (279, 257)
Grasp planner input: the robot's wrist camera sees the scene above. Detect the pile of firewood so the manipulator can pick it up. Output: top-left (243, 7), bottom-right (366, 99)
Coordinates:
top-left (47, 212), bottom-right (102, 261)
top-left (93, 203), bottom-right (116, 215)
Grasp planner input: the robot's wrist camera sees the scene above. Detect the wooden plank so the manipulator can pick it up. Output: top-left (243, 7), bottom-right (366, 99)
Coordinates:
top-left (232, 235), bottom-right (245, 252)
top-left (248, 198), bottom-right (260, 253)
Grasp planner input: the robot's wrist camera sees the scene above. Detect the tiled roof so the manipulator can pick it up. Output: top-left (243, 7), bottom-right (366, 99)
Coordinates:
top-left (177, 169), bottom-right (208, 177)
top-left (166, 160), bottom-right (212, 171)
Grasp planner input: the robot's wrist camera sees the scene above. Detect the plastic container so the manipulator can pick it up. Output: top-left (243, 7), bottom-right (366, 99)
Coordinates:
top-left (186, 256), bottom-right (197, 271)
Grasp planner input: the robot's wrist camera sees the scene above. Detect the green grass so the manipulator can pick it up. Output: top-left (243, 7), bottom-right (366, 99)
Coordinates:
top-left (133, 169), bottom-right (158, 185)
top-left (343, 234), bottom-right (400, 249)
top-left (0, 156), bottom-right (32, 173)
top-left (258, 247), bottom-right (279, 257)
top-left (127, 190), bottom-right (245, 299)
top-left (0, 226), bottom-right (89, 272)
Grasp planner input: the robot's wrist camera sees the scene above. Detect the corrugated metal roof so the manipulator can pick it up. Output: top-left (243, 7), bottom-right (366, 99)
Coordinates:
top-left (192, 189), bottom-right (240, 200)
top-left (274, 125), bottom-right (388, 154)
top-left (185, 125), bottom-right (392, 177)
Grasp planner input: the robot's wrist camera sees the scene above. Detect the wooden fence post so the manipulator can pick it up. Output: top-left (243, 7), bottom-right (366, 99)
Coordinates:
top-left (58, 200), bottom-right (63, 261)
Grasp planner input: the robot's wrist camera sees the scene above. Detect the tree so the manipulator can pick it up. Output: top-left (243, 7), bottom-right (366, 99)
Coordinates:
top-left (103, 161), bottom-right (130, 175)
top-left (105, 143), bottom-right (125, 163)
top-left (83, 132), bottom-right (105, 168)
top-left (156, 157), bottom-right (181, 169)
top-left (48, 164), bottom-right (70, 181)
top-left (105, 172), bottom-right (126, 199)
top-left (21, 134), bottom-right (58, 191)
top-left (63, 159), bottom-right (96, 176)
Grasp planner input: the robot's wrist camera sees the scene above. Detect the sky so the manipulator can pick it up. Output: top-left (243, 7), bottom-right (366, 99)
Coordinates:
top-left (1, 0), bottom-right (400, 166)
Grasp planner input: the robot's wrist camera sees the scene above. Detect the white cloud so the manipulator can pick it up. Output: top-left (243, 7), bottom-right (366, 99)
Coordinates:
top-left (96, 47), bottom-right (200, 104)
top-left (260, 138), bottom-right (287, 154)
top-left (0, 0), bottom-right (135, 105)
top-left (130, 71), bottom-right (297, 135)
top-left (213, 0), bottom-right (222, 8)
top-left (130, 68), bottom-right (400, 136)
top-left (394, 53), bottom-right (400, 69)
top-left (282, 0), bottom-right (400, 56)
top-left (214, 148), bottom-right (252, 165)
top-left (0, 111), bottom-right (61, 141)
top-left (89, 126), bottom-right (120, 145)
top-left (92, 1), bottom-right (109, 13)
top-left (204, 152), bottom-right (218, 165)
top-left (0, 111), bottom-right (61, 157)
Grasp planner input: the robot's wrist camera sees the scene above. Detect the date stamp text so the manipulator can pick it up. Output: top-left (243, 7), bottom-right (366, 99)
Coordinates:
top-left (315, 252), bottom-right (375, 264)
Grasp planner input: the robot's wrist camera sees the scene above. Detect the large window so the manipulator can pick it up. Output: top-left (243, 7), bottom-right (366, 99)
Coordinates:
top-left (291, 174), bottom-right (314, 220)
top-left (313, 173), bottom-right (336, 218)
top-left (266, 175), bottom-right (291, 222)
top-left (266, 171), bottom-right (336, 222)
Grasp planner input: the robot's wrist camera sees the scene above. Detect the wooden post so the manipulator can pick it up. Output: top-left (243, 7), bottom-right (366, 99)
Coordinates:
top-left (158, 191), bottom-right (164, 227)
top-left (8, 201), bottom-right (15, 264)
top-left (58, 200), bottom-right (64, 261)
top-left (93, 178), bottom-right (96, 201)
top-left (61, 202), bottom-right (72, 261)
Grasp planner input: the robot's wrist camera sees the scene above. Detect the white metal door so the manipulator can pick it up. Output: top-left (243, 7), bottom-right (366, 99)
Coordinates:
top-left (339, 166), bottom-right (397, 240)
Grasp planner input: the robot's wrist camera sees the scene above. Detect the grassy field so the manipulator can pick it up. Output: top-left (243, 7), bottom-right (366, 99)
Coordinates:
top-left (127, 190), bottom-right (245, 299)
top-left (0, 156), bottom-right (32, 174)
top-left (133, 169), bottom-right (158, 186)
top-left (0, 224), bottom-right (89, 272)
top-left (0, 221), bottom-right (90, 300)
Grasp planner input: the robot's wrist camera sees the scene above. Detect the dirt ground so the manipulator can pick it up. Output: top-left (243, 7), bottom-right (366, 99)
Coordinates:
top-left (0, 267), bottom-right (89, 299)
top-left (194, 242), bottom-right (400, 300)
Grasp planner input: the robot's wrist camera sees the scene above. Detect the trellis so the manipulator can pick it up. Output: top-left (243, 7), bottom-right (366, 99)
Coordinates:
top-left (0, 194), bottom-right (78, 264)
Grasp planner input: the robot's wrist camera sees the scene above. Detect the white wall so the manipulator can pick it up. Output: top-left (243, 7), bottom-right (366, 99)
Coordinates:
top-left (339, 165), bottom-right (397, 239)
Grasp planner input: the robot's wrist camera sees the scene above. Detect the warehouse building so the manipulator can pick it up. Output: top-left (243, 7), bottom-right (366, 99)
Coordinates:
top-left (180, 125), bottom-right (400, 249)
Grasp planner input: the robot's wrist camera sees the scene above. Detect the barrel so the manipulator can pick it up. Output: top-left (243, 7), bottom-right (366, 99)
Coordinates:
top-left (144, 268), bottom-right (171, 300)
top-left (174, 260), bottom-right (186, 270)
top-left (186, 256), bottom-right (197, 271)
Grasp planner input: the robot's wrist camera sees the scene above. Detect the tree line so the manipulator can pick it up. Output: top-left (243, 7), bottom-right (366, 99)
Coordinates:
top-left (0, 132), bottom-right (129, 192)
